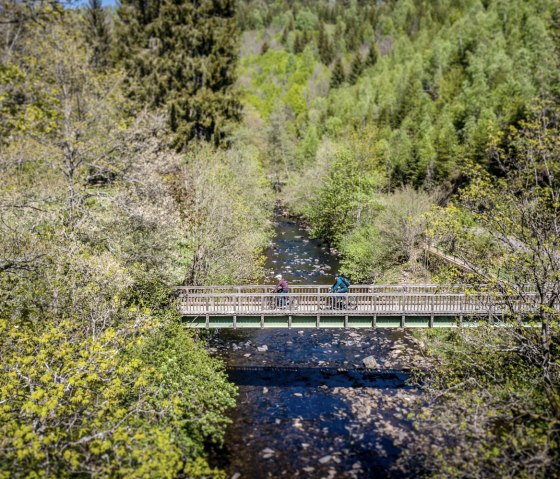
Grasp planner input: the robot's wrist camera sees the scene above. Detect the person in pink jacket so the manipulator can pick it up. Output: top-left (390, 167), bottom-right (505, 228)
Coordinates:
top-left (274, 274), bottom-right (289, 307)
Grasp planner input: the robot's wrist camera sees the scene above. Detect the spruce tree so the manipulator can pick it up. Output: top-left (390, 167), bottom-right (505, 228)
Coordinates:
top-left (116, 0), bottom-right (240, 147)
top-left (281, 27), bottom-right (289, 45)
top-left (318, 23), bottom-right (334, 65)
top-left (85, 0), bottom-right (111, 69)
top-left (293, 32), bottom-right (304, 53)
top-left (330, 57), bottom-right (346, 88)
top-left (365, 43), bottom-right (379, 67)
top-left (349, 52), bottom-right (363, 84)
top-left (346, 23), bottom-right (358, 51)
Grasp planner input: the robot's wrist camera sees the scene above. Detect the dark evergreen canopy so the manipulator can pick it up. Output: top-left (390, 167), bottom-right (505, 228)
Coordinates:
top-left (116, 0), bottom-right (241, 147)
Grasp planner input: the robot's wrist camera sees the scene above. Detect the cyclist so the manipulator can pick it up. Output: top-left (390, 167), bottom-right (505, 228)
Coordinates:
top-left (329, 273), bottom-right (350, 309)
top-left (274, 274), bottom-right (289, 307)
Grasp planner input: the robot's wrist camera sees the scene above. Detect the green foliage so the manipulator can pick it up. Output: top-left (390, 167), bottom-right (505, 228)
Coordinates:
top-left (330, 57), bottom-right (346, 88)
top-left (317, 23), bottom-right (334, 65)
top-left (348, 52), bottom-right (363, 85)
top-left (340, 187), bottom-right (435, 282)
top-left (0, 6), bottom-right (279, 477)
top-left (239, 0), bottom-right (559, 188)
top-left (304, 139), bottom-right (385, 245)
top-left (239, 48), bottom-right (315, 120)
top-left (181, 143), bottom-right (274, 285)
top-left (84, 0), bottom-right (111, 70)
top-left (116, 0), bottom-right (241, 146)
top-left (404, 324), bottom-right (559, 479)
top-left (408, 102), bottom-right (560, 478)
top-left (364, 43), bottom-right (378, 67)
top-left (295, 8), bottom-right (318, 31)
top-left (237, 0), bottom-right (559, 287)
top-left (138, 321), bottom-right (237, 458)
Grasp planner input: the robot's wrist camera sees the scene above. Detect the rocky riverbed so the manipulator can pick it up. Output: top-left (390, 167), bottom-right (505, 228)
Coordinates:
top-left (207, 328), bottom-right (432, 478)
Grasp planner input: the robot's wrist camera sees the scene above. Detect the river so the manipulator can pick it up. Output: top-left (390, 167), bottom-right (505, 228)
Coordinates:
top-left (207, 214), bottom-right (422, 478)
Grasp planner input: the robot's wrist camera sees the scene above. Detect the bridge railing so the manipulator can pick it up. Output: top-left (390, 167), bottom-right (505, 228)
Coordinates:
top-left (177, 291), bottom-right (540, 316)
top-left (175, 284), bottom-right (485, 296)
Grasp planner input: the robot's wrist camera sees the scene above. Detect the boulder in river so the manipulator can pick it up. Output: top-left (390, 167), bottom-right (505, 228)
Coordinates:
top-left (362, 356), bottom-right (380, 369)
top-left (261, 447), bottom-right (275, 459)
top-left (257, 345), bottom-right (268, 352)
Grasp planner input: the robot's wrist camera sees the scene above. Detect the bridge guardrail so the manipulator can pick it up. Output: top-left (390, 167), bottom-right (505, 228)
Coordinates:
top-left (177, 291), bottom-right (540, 316)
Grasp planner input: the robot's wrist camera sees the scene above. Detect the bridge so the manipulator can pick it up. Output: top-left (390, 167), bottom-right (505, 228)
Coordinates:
top-left (177, 284), bottom-right (537, 329)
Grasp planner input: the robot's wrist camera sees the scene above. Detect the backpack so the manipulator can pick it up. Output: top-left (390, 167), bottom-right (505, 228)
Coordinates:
top-left (340, 276), bottom-right (350, 288)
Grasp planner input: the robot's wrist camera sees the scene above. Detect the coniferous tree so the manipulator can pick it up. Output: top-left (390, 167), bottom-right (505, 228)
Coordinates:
top-left (85, 0), bottom-right (111, 69)
top-left (287, 15), bottom-right (295, 33)
top-left (281, 27), bottom-right (289, 45)
top-left (349, 52), bottom-right (363, 84)
top-left (365, 43), bottom-right (379, 67)
top-left (293, 32), bottom-right (304, 53)
top-left (346, 22), bottom-right (358, 50)
top-left (551, 5), bottom-right (560, 99)
top-left (301, 30), bottom-right (310, 50)
top-left (330, 57), bottom-right (346, 88)
top-left (116, 0), bottom-right (240, 147)
top-left (318, 23), bottom-right (334, 64)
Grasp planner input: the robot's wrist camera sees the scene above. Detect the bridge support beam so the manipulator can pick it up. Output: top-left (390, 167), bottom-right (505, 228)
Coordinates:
top-left (288, 315), bottom-right (292, 328)
top-left (233, 315), bottom-right (237, 329)
top-left (401, 315), bottom-right (405, 328)
top-left (260, 314), bottom-right (264, 329)
top-left (344, 315), bottom-right (348, 329)
top-left (429, 314), bottom-right (434, 328)
top-left (205, 314), bottom-right (209, 329)
top-left (372, 315), bottom-right (377, 328)
top-left (316, 315), bottom-right (320, 329)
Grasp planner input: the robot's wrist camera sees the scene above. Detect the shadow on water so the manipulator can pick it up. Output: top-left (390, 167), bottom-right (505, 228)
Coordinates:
top-left (227, 366), bottom-right (410, 388)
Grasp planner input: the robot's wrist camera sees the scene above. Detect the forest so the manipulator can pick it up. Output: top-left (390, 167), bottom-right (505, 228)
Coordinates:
top-left (0, 0), bottom-right (559, 477)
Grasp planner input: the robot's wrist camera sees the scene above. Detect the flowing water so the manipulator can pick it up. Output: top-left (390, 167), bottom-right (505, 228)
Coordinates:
top-left (207, 214), bottom-right (420, 478)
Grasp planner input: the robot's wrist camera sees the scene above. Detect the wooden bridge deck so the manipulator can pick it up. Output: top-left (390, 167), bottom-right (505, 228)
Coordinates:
top-left (176, 284), bottom-right (538, 329)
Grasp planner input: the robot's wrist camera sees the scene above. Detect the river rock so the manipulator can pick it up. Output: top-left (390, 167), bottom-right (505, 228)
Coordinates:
top-left (257, 345), bottom-right (268, 352)
top-left (231, 473), bottom-right (241, 479)
top-left (318, 455), bottom-right (332, 464)
top-left (362, 356), bottom-right (380, 368)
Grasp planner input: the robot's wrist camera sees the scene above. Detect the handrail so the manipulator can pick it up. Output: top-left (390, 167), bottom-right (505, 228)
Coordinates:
top-left (174, 284), bottom-right (490, 294)
top-left (177, 288), bottom-right (541, 317)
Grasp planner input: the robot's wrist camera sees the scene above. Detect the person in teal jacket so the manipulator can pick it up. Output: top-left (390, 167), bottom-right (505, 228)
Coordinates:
top-left (329, 273), bottom-right (350, 309)
top-left (330, 273), bottom-right (350, 293)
